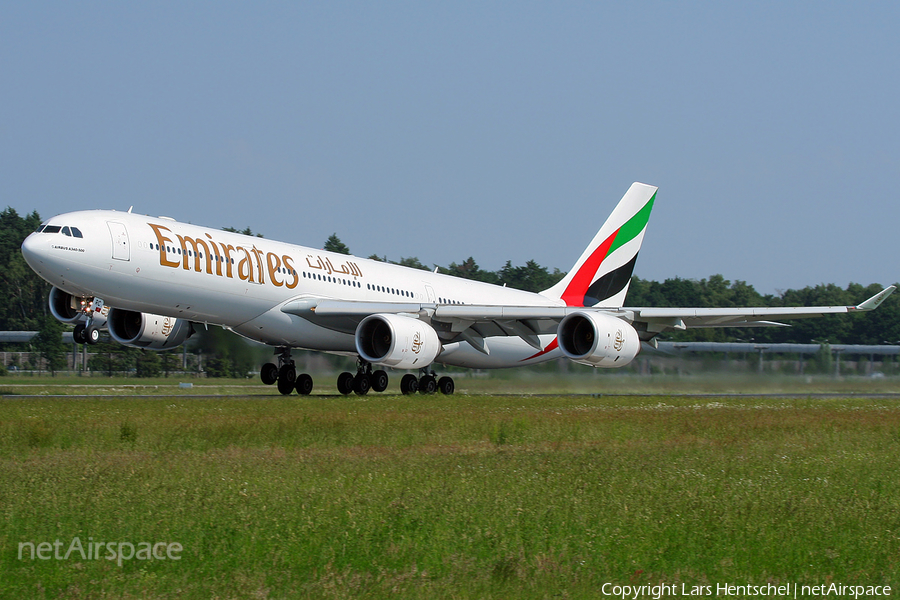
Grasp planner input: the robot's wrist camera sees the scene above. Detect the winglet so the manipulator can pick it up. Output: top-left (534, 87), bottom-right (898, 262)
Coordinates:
top-left (853, 285), bottom-right (896, 311)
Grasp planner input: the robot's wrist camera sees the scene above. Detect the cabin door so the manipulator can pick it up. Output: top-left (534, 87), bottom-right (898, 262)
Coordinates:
top-left (107, 221), bottom-right (130, 261)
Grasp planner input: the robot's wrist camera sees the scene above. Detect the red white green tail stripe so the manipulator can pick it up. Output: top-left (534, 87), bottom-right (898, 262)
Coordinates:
top-left (542, 182), bottom-right (657, 308)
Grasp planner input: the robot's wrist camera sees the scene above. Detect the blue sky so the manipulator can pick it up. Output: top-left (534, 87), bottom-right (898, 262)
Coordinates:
top-left (3, 2), bottom-right (897, 295)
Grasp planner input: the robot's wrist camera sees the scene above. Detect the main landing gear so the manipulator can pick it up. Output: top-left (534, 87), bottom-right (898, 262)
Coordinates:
top-left (334, 364), bottom-right (454, 396)
top-left (398, 369), bottom-right (455, 396)
top-left (335, 359), bottom-right (389, 396)
top-left (260, 350), bottom-right (456, 396)
top-left (261, 347), bottom-right (314, 396)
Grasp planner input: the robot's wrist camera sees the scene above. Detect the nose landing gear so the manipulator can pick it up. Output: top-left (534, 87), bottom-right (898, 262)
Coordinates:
top-left (72, 323), bottom-right (101, 345)
top-left (72, 297), bottom-right (104, 345)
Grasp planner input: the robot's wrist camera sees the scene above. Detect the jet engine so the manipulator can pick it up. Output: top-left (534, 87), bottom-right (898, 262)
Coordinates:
top-left (355, 313), bottom-right (441, 369)
top-left (557, 311), bottom-right (640, 368)
top-left (107, 308), bottom-right (194, 350)
top-left (49, 286), bottom-right (108, 327)
top-left (48, 287), bottom-right (86, 323)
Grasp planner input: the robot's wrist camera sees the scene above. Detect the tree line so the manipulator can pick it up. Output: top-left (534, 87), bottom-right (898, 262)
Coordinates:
top-left (325, 233), bottom-right (566, 293)
top-left (1, 209), bottom-right (897, 377)
top-left (327, 233), bottom-right (900, 346)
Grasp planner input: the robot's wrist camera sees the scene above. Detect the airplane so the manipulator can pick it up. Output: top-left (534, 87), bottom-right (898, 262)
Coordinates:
top-left (20, 182), bottom-right (896, 395)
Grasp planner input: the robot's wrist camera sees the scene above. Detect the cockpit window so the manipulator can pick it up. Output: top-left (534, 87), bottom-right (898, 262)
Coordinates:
top-left (34, 224), bottom-right (84, 237)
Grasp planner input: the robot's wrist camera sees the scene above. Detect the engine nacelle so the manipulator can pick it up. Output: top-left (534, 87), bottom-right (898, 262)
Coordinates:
top-left (108, 308), bottom-right (194, 350)
top-left (557, 311), bottom-right (640, 368)
top-left (48, 287), bottom-right (108, 326)
top-left (355, 313), bottom-right (441, 369)
top-left (48, 287), bottom-right (85, 324)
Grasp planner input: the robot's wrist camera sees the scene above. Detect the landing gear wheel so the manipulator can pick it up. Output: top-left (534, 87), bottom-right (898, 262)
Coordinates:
top-left (295, 373), bottom-right (313, 395)
top-left (277, 365), bottom-right (296, 395)
top-left (337, 371), bottom-right (354, 395)
top-left (371, 370), bottom-right (389, 393)
top-left (419, 375), bottom-right (437, 395)
top-left (438, 376), bottom-right (455, 395)
top-left (260, 363), bottom-right (278, 385)
top-left (400, 374), bottom-right (419, 395)
top-left (353, 373), bottom-right (371, 395)
top-left (73, 324), bottom-right (87, 344)
top-left (86, 327), bottom-right (100, 345)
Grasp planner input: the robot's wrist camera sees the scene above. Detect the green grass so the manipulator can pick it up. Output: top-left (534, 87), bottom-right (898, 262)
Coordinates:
top-left (2, 387), bottom-right (900, 598)
top-left (4, 369), bottom-right (900, 396)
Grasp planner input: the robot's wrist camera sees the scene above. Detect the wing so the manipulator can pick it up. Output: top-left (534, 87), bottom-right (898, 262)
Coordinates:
top-left (281, 298), bottom-right (571, 351)
top-left (280, 285), bottom-right (896, 351)
top-left (629, 285), bottom-right (896, 336)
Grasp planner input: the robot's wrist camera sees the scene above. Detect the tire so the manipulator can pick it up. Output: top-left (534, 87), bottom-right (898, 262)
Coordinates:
top-left (86, 327), bottom-right (100, 345)
top-left (419, 375), bottom-right (437, 394)
top-left (400, 373), bottom-right (418, 395)
top-left (277, 377), bottom-right (294, 395)
top-left (277, 365), bottom-right (296, 395)
top-left (353, 373), bottom-right (371, 395)
top-left (295, 373), bottom-right (313, 395)
top-left (260, 363), bottom-right (278, 385)
top-left (337, 371), bottom-right (354, 395)
top-left (73, 324), bottom-right (87, 345)
top-left (371, 370), bottom-right (389, 392)
top-left (438, 376), bottom-right (455, 395)
top-left (279, 364), bottom-right (296, 384)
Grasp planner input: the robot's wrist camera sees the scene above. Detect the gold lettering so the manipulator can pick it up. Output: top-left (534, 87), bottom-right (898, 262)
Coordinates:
top-left (266, 252), bottom-right (283, 287)
top-left (177, 235), bottom-right (212, 274)
top-left (148, 224), bottom-right (180, 268)
top-left (250, 246), bottom-right (265, 284)
top-left (205, 234), bottom-right (223, 277)
top-left (219, 243), bottom-right (235, 278)
top-left (283, 255), bottom-right (298, 289)
top-left (152, 224), bottom-right (326, 291)
top-left (237, 247), bottom-right (254, 282)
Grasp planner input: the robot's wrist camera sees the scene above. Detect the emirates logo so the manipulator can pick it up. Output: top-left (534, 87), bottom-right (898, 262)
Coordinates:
top-left (614, 329), bottom-right (625, 352)
top-left (161, 318), bottom-right (174, 337)
top-left (411, 332), bottom-right (423, 354)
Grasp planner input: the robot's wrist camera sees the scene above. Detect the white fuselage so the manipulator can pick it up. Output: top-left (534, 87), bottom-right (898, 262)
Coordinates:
top-left (22, 210), bottom-right (565, 368)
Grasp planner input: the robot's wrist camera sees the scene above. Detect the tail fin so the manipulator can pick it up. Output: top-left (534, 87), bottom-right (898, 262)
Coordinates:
top-left (541, 182), bottom-right (657, 307)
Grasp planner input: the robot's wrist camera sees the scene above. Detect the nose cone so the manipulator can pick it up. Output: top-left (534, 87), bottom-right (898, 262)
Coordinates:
top-left (20, 233), bottom-right (43, 271)
top-left (22, 232), bottom-right (69, 288)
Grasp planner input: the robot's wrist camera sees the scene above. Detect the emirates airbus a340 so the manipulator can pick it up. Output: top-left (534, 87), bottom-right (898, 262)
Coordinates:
top-left (21, 182), bottom-right (895, 395)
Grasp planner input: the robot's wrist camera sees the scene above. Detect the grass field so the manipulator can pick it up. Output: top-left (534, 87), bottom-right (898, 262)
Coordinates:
top-left (2, 377), bottom-right (900, 598)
